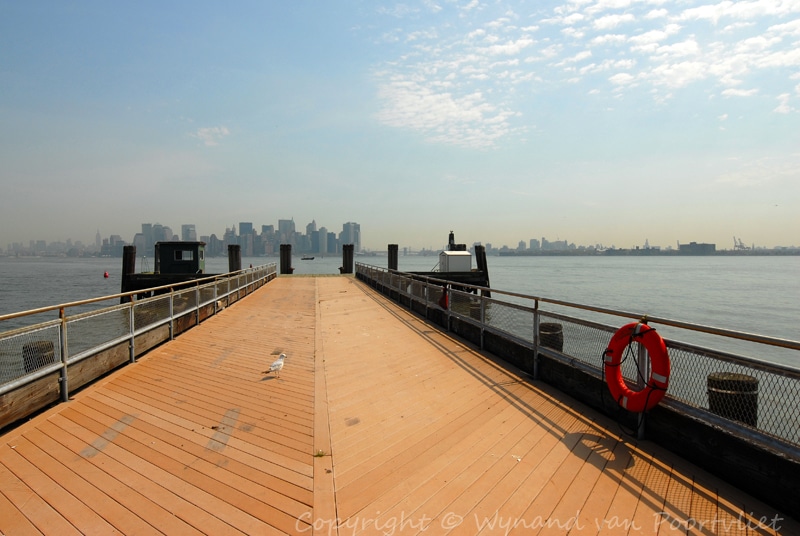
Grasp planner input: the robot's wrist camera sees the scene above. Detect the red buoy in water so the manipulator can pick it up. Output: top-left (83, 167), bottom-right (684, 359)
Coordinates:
top-left (103, 271), bottom-right (109, 278)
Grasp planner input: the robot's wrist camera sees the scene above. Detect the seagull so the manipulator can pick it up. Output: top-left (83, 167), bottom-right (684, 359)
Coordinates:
top-left (263, 353), bottom-right (286, 377)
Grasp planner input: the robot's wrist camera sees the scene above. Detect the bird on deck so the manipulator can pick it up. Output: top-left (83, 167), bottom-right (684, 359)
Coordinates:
top-left (263, 353), bottom-right (287, 377)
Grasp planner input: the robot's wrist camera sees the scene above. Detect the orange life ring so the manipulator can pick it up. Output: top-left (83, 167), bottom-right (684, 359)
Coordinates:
top-left (603, 322), bottom-right (670, 412)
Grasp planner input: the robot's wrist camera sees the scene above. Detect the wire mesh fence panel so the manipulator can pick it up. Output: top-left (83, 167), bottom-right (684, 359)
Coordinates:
top-left (542, 314), bottom-right (614, 368)
top-left (133, 296), bottom-right (171, 331)
top-left (0, 323), bottom-right (61, 385)
top-left (199, 284), bottom-right (217, 308)
top-left (483, 300), bottom-right (534, 343)
top-left (664, 342), bottom-right (800, 443)
top-left (215, 280), bottom-right (229, 303)
top-left (66, 308), bottom-right (130, 358)
top-left (355, 263), bottom-right (800, 451)
top-left (173, 288), bottom-right (197, 315)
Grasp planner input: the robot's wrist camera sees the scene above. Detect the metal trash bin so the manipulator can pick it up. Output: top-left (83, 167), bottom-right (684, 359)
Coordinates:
top-left (539, 323), bottom-right (564, 352)
top-left (707, 372), bottom-right (758, 426)
top-left (22, 341), bottom-right (56, 373)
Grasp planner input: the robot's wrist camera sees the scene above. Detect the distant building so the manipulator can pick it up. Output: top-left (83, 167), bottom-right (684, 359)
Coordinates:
top-left (181, 224), bottom-right (197, 242)
top-left (278, 219), bottom-right (296, 246)
top-left (679, 242), bottom-right (716, 255)
top-left (341, 222), bottom-right (361, 252)
top-left (318, 226), bottom-right (328, 254)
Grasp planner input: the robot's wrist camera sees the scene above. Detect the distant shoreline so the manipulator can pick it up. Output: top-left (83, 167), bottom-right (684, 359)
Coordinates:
top-left (497, 249), bottom-right (800, 257)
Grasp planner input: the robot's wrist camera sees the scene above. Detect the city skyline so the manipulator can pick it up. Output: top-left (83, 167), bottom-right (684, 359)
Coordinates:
top-left (4, 218), bottom-right (796, 257)
top-left (1, 3), bottom-right (798, 251)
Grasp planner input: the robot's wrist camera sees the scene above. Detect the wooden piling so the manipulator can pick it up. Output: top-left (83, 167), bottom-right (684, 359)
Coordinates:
top-left (120, 245), bottom-right (137, 303)
top-left (340, 244), bottom-right (354, 274)
top-left (280, 244), bottom-right (294, 274)
top-left (228, 244), bottom-right (242, 273)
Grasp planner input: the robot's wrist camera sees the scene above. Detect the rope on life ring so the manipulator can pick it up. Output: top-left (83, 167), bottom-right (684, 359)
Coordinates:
top-left (603, 321), bottom-right (670, 413)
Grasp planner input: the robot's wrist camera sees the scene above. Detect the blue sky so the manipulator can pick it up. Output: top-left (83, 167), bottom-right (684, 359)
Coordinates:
top-left (1, 0), bottom-right (798, 251)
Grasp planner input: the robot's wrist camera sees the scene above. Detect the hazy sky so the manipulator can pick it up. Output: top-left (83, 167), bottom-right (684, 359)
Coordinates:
top-left (1, 1), bottom-right (798, 251)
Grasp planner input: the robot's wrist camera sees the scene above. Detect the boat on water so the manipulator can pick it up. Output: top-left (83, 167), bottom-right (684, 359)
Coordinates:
top-left (301, 255), bottom-right (314, 260)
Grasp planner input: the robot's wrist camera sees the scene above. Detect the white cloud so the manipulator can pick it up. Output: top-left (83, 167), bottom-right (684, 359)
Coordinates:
top-left (774, 93), bottom-right (795, 113)
top-left (649, 61), bottom-right (708, 88)
top-left (645, 9), bottom-right (669, 20)
top-left (192, 126), bottom-right (230, 147)
top-left (722, 88), bottom-right (759, 96)
top-left (594, 13), bottom-right (636, 30)
top-left (374, 79), bottom-right (517, 148)
top-left (563, 13), bottom-right (586, 25)
top-left (767, 19), bottom-right (800, 36)
top-left (486, 37), bottom-right (535, 55)
top-left (654, 38), bottom-right (700, 58)
top-left (609, 72), bottom-right (636, 85)
top-left (371, 0), bottom-right (800, 143)
top-left (591, 33), bottom-right (627, 45)
top-left (585, 0), bottom-right (634, 16)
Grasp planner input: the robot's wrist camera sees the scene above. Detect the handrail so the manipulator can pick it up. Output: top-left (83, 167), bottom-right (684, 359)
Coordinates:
top-left (355, 261), bottom-right (800, 452)
top-left (0, 267), bottom-right (263, 323)
top-left (0, 263), bottom-right (278, 419)
top-left (384, 266), bottom-right (800, 352)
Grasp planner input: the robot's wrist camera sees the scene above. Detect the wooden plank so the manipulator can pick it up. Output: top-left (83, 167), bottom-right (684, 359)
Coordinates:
top-left (72, 397), bottom-right (300, 533)
top-left (0, 444), bottom-right (117, 535)
top-left (312, 278), bottom-right (337, 535)
top-left (596, 447), bottom-right (654, 536)
top-left (24, 425), bottom-right (201, 535)
top-left (93, 385), bottom-right (314, 486)
top-left (569, 438), bottom-right (633, 535)
top-left (0, 457), bottom-right (55, 536)
top-left (10, 435), bottom-right (156, 534)
top-left (46, 412), bottom-right (248, 535)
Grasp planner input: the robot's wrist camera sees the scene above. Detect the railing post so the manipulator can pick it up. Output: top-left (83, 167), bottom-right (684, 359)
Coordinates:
top-left (195, 285), bottom-right (200, 326)
top-left (169, 288), bottom-right (175, 340)
top-left (637, 342), bottom-right (648, 439)
top-left (444, 285), bottom-right (451, 332)
top-left (213, 278), bottom-right (219, 315)
top-left (532, 300), bottom-right (540, 380)
top-left (479, 295), bottom-right (486, 350)
top-left (59, 308), bottom-right (69, 402)
top-left (129, 301), bottom-right (136, 364)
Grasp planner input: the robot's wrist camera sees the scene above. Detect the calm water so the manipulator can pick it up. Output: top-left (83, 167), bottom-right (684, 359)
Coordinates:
top-left (1, 254), bottom-right (798, 364)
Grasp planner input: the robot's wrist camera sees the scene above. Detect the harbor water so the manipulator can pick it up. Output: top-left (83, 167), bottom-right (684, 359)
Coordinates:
top-left (1, 254), bottom-right (798, 367)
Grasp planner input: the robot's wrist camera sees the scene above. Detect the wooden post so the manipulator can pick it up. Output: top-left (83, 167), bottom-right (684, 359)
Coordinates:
top-left (340, 244), bottom-right (354, 274)
top-left (228, 244), bottom-right (242, 273)
top-left (388, 244), bottom-right (398, 271)
top-left (280, 244), bottom-right (294, 274)
top-left (474, 244), bottom-right (491, 297)
top-left (121, 245), bottom-right (136, 303)
top-left (154, 243), bottom-right (161, 274)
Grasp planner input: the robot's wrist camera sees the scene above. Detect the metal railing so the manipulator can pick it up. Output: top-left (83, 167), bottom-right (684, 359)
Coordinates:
top-left (0, 264), bottom-right (277, 405)
top-left (355, 263), bottom-right (800, 453)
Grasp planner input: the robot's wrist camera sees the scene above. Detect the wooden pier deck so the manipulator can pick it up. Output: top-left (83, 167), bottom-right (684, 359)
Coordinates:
top-left (1, 276), bottom-right (796, 535)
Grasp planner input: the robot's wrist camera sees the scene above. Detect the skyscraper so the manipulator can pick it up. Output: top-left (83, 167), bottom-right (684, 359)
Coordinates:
top-left (181, 224), bottom-right (197, 241)
top-left (278, 219), bottom-right (295, 245)
top-left (341, 222), bottom-right (361, 252)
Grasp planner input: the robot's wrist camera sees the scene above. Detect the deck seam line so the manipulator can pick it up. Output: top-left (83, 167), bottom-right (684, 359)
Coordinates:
top-left (313, 278), bottom-right (338, 535)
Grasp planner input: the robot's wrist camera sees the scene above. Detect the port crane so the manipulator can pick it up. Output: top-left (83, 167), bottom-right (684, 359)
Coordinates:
top-left (733, 236), bottom-right (750, 251)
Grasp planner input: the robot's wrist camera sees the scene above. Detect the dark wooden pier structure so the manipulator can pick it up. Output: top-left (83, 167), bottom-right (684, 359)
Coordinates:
top-left (120, 242), bottom-right (243, 302)
top-left (396, 231), bottom-right (491, 295)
